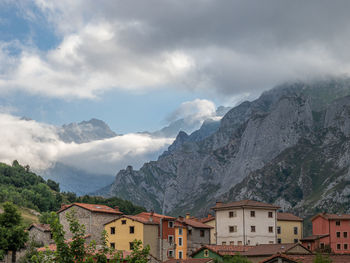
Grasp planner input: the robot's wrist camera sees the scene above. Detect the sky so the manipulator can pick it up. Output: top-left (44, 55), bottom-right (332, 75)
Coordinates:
top-left (1, 0), bottom-right (350, 175)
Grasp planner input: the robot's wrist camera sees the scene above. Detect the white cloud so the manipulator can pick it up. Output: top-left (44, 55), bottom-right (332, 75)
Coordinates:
top-left (0, 113), bottom-right (173, 174)
top-left (167, 99), bottom-right (216, 124)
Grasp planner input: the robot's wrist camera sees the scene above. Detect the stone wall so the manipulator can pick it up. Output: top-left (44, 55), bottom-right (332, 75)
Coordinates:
top-left (187, 228), bottom-right (210, 255)
top-left (28, 228), bottom-right (52, 246)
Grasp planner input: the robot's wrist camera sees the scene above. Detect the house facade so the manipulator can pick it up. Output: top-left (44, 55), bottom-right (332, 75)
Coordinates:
top-left (276, 213), bottom-right (303, 244)
top-left (175, 221), bottom-right (188, 259)
top-left (301, 213), bottom-right (350, 254)
top-left (28, 223), bottom-right (53, 246)
top-left (201, 215), bottom-right (216, 245)
top-left (213, 200), bottom-right (279, 246)
top-left (58, 203), bottom-right (122, 244)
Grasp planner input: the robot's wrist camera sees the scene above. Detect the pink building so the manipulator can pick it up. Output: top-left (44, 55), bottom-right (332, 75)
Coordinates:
top-left (301, 213), bottom-right (350, 253)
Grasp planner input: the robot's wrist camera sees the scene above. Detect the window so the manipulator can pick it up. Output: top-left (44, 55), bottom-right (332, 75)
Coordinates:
top-left (188, 229), bottom-right (192, 235)
top-left (110, 227), bottom-right (115, 235)
top-left (168, 235), bottom-right (174, 244)
top-left (168, 250), bottom-right (174, 258)
top-left (129, 226), bottom-right (135, 234)
top-left (337, 244), bottom-right (341, 250)
top-left (247, 240), bottom-right (250, 245)
top-left (277, 226), bottom-right (281, 234)
top-left (230, 241), bottom-right (234, 245)
top-left (178, 251), bottom-right (183, 259)
top-left (250, 211), bottom-right (255, 217)
top-left (130, 242), bottom-right (134, 250)
top-left (268, 211), bottom-right (273, 218)
top-left (168, 221), bottom-right (174, 228)
top-left (179, 228), bottom-right (183, 235)
top-left (294, 227), bottom-right (298, 235)
top-left (344, 232), bottom-right (348, 238)
top-left (204, 249), bottom-right (209, 257)
top-left (277, 238), bottom-right (281, 244)
top-left (122, 220), bottom-right (126, 225)
top-left (110, 243), bottom-right (115, 249)
top-left (320, 243), bottom-right (325, 249)
top-left (337, 232), bottom-right (341, 238)
top-left (200, 230), bottom-right (205, 237)
top-left (268, 226), bottom-right (273, 233)
top-left (294, 239), bottom-right (298, 243)
top-left (344, 244), bottom-right (348, 250)
top-left (50, 233), bottom-right (53, 239)
top-left (178, 237), bottom-right (183, 246)
top-left (229, 211), bottom-right (236, 218)
top-left (336, 220), bottom-right (341, 226)
top-left (229, 226), bottom-right (237, 233)
top-left (251, 226), bottom-right (256, 232)
top-left (222, 242), bottom-right (226, 245)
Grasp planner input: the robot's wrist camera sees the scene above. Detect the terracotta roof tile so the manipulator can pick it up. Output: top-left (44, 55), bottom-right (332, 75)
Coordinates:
top-left (260, 254), bottom-right (350, 263)
top-left (200, 215), bottom-right (215, 223)
top-left (300, 234), bottom-right (329, 241)
top-left (213, 200), bottom-right (280, 210)
top-left (192, 245), bottom-right (254, 256)
top-left (313, 213), bottom-right (350, 221)
top-left (104, 215), bottom-right (159, 226)
top-left (277, 212), bottom-right (303, 221)
top-left (241, 243), bottom-right (310, 256)
top-left (181, 218), bottom-right (213, 229)
top-left (29, 223), bottom-right (51, 232)
top-left (58, 203), bottom-right (123, 215)
top-left (164, 258), bottom-right (214, 263)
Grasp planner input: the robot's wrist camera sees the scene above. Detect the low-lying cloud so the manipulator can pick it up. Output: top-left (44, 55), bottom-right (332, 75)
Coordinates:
top-left (0, 113), bottom-right (173, 174)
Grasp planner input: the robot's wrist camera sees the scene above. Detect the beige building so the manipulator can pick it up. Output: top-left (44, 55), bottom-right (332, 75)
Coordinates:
top-left (213, 200), bottom-right (279, 246)
top-left (276, 212), bottom-right (303, 244)
top-left (201, 214), bottom-right (216, 244)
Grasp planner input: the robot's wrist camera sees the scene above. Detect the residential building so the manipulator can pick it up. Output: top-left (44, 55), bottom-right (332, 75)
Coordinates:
top-left (240, 243), bottom-right (311, 263)
top-left (276, 212), bottom-right (303, 244)
top-left (200, 214), bottom-right (216, 244)
top-left (260, 254), bottom-right (350, 263)
top-left (179, 214), bottom-right (212, 256)
top-left (164, 258), bottom-right (214, 263)
top-left (213, 200), bottom-right (280, 246)
top-left (104, 212), bottom-right (179, 261)
top-left (28, 223), bottom-right (53, 246)
top-left (191, 245), bottom-right (253, 262)
top-left (58, 203), bottom-right (122, 244)
top-left (300, 213), bottom-right (350, 254)
top-left (175, 220), bottom-right (188, 259)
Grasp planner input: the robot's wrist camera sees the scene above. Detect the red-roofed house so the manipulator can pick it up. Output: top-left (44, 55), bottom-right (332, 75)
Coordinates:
top-left (300, 212), bottom-right (350, 253)
top-left (200, 214), bottom-right (216, 244)
top-left (58, 203), bottom-right (122, 245)
top-left (28, 223), bottom-right (53, 246)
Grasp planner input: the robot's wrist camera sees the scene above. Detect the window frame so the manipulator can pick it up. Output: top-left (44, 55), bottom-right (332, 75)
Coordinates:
top-left (251, 225), bottom-right (256, 232)
top-left (110, 227), bottom-right (116, 235)
top-left (250, 211), bottom-right (255, 217)
top-left (129, 226), bottom-right (135, 234)
top-left (268, 226), bottom-right (273, 233)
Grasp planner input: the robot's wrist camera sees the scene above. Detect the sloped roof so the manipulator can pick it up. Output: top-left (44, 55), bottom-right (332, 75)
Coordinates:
top-left (213, 200), bottom-right (280, 210)
top-left (260, 254), bottom-right (350, 263)
top-left (104, 215), bottom-right (159, 226)
top-left (312, 212), bottom-right (350, 221)
top-left (135, 212), bottom-right (175, 224)
top-left (277, 212), bottom-right (303, 221)
top-left (300, 234), bottom-right (329, 241)
top-left (181, 218), bottom-right (213, 229)
top-left (200, 215), bottom-right (215, 223)
top-left (241, 243), bottom-right (310, 256)
top-left (192, 245), bottom-right (253, 256)
top-left (28, 223), bottom-right (51, 232)
top-left (165, 258), bottom-right (214, 263)
top-left (58, 203), bottom-right (123, 215)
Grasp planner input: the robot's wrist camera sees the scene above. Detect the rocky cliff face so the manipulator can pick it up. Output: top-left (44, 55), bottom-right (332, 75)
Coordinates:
top-left (100, 78), bottom-right (350, 218)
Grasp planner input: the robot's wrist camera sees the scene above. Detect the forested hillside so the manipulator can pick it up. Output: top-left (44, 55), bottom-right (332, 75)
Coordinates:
top-left (0, 161), bottom-right (145, 215)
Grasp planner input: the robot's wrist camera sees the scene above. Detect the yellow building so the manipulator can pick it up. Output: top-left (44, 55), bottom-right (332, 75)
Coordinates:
top-left (175, 221), bottom-right (187, 259)
top-left (104, 215), bottom-right (159, 257)
top-left (277, 212), bottom-right (303, 244)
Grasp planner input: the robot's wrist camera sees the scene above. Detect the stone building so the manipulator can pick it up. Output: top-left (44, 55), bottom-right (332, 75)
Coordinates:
top-left (58, 203), bottom-right (122, 244)
top-left (178, 214), bottom-right (212, 256)
top-left (28, 223), bottom-right (53, 246)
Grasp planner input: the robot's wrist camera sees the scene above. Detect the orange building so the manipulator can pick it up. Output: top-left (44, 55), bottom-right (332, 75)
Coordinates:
top-left (175, 220), bottom-right (188, 259)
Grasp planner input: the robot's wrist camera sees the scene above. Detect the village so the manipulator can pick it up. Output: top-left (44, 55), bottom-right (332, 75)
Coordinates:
top-left (23, 200), bottom-right (350, 263)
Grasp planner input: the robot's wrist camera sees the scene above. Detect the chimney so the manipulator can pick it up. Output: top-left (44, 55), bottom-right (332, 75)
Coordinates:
top-left (216, 201), bottom-right (223, 207)
top-left (149, 210), bottom-right (154, 222)
top-left (178, 216), bottom-right (184, 221)
top-left (186, 213), bottom-right (190, 219)
top-left (114, 206), bottom-right (120, 212)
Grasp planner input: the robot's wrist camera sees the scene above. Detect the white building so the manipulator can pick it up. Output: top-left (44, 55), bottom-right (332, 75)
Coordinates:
top-left (213, 200), bottom-right (279, 246)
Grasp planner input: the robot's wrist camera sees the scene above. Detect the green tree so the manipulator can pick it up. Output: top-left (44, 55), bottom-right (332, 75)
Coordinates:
top-left (125, 240), bottom-right (150, 263)
top-left (39, 211), bottom-right (58, 224)
top-left (0, 202), bottom-right (29, 263)
top-left (313, 253), bottom-right (332, 263)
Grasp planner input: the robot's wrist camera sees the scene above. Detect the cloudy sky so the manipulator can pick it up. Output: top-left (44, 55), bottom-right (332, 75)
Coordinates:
top-left (1, 0), bottom-right (350, 175)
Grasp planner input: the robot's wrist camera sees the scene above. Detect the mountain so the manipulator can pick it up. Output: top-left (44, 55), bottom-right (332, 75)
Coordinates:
top-left (97, 77), bottom-right (350, 219)
top-left (58, 118), bottom-right (118, 143)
